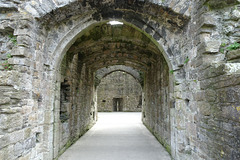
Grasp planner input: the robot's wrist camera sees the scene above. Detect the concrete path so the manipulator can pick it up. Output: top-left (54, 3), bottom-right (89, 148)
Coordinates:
top-left (58, 112), bottom-right (171, 160)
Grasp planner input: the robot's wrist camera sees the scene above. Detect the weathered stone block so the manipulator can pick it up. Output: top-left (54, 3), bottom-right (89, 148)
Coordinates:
top-left (224, 64), bottom-right (240, 75)
top-left (205, 89), bottom-right (217, 103)
top-left (222, 122), bottom-right (233, 132)
top-left (14, 142), bottom-right (24, 157)
top-left (197, 40), bottom-right (221, 55)
top-left (201, 74), bottom-right (240, 90)
top-left (226, 49), bottom-right (240, 62)
top-left (198, 102), bottom-right (211, 116)
top-left (44, 111), bottom-right (53, 124)
top-left (0, 97), bottom-right (11, 105)
top-left (23, 137), bottom-right (36, 151)
top-left (24, 128), bottom-right (32, 139)
top-left (0, 107), bottom-right (22, 114)
top-left (22, 105), bottom-right (33, 115)
top-left (186, 122), bottom-right (197, 137)
top-left (8, 57), bottom-right (30, 66)
top-left (222, 105), bottom-right (240, 122)
top-left (205, 0), bottom-right (240, 9)
top-left (217, 87), bottom-right (240, 103)
top-left (19, 152), bottom-right (31, 160)
top-left (15, 28), bottom-right (32, 36)
top-left (0, 145), bottom-right (14, 160)
top-left (198, 14), bottom-right (217, 28)
top-left (3, 90), bottom-right (27, 100)
top-left (199, 64), bottom-right (226, 81)
top-left (193, 92), bottom-right (205, 101)
top-left (231, 9), bottom-right (240, 20)
top-left (0, 135), bottom-right (10, 149)
top-left (9, 129), bottom-right (24, 144)
top-left (24, 4), bottom-right (40, 17)
top-left (11, 47), bottom-right (29, 58)
top-left (0, 114), bottom-right (23, 132)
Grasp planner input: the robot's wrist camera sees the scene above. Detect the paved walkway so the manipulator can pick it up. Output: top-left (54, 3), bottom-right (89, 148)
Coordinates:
top-left (58, 112), bottom-right (171, 160)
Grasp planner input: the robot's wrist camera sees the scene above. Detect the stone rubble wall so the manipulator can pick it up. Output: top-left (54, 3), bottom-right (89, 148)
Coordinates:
top-left (143, 55), bottom-right (171, 153)
top-left (170, 0), bottom-right (240, 159)
top-left (0, 4), bottom-right (48, 159)
top-left (97, 71), bottom-right (142, 112)
top-left (95, 65), bottom-right (143, 87)
top-left (53, 53), bottom-right (96, 158)
top-left (0, 0), bottom-right (239, 160)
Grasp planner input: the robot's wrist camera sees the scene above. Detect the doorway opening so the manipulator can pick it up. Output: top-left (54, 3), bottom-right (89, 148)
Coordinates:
top-left (113, 98), bottom-right (123, 112)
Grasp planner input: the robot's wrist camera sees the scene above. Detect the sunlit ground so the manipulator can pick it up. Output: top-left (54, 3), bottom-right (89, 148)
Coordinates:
top-left (59, 112), bottom-right (171, 160)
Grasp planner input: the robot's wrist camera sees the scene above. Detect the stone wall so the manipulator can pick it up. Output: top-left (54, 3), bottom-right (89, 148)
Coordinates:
top-left (53, 53), bottom-right (96, 157)
top-left (0, 0), bottom-right (239, 160)
top-left (143, 55), bottom-right (171, 153)
top-left (97, 71), bottom-right (142, 112)
top-left (182, 1), bottom-right (240, 159)
top-left (95, 65), bottom-right (143, 87)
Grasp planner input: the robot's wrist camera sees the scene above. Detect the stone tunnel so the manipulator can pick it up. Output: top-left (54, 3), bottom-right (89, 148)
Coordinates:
top-left (0, 0), bottom-right (240, 160)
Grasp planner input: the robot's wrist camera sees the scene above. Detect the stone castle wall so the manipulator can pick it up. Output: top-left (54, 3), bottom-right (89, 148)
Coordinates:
top-left (0, 0), bottom-right (239, 160)
top-left (97, 71), bottom-right (142, 112)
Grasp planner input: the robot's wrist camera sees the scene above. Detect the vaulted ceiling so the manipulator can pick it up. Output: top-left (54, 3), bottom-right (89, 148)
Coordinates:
top-left (67, 22), bottom-right (165, 72)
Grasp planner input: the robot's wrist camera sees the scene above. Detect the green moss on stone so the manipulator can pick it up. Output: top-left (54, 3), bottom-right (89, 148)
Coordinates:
top-left (204, 0), bottom-right (240, 9)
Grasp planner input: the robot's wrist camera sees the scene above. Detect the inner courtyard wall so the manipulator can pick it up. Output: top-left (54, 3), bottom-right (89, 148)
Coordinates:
top-left (97, 71), bottom-right (142, 112)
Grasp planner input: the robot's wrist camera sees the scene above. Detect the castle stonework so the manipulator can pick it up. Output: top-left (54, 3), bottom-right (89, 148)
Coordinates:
top-left (0, 0), bottom-right (240, 160)
top-left (97, 70), bottom-right (142, 112)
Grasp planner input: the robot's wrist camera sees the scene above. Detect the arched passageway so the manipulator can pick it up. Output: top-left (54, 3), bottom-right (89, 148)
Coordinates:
top-left (1, 1), bottom-right (240, 160)
top-left (96, 70), bottom-right (142, 112)
top-left (55, 21), bottom-right (172, 158)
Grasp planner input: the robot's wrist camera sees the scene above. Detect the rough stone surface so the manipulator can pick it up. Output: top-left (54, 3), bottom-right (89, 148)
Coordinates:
top-left (0, 0), bottom-right (239, 160)
top-left (97, 71), bottom-right (142, 112)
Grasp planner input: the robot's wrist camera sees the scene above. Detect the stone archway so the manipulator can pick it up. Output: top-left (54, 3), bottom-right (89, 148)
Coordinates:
top-left (51, 20), bottom-right (174, 159)
top-left (0, 1), bottom-right (240, 160)
top-left (96, 70), bottom-right (143, 112)
top-left (95, 65), bottom-right (143, 87)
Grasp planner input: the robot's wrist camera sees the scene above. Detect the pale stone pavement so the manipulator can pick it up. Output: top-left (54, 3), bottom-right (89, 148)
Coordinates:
top-left (58, 112), bottom-right (171, 160)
